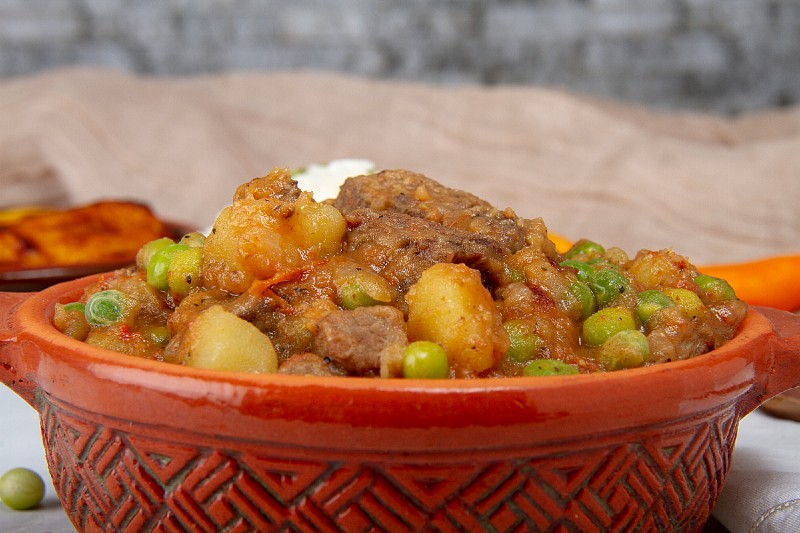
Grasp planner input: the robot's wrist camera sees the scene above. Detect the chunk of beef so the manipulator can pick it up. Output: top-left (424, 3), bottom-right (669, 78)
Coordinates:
top-left (334, 169), bottom-right (486, 216)
top-left (278, 353), bottom-right (346, 377)
top-left (344, 209), bottom-right (510, 292)
top-left (333, 169), bottom-right (532, 252)
top-left (233, 168), bottom-right (302, 205)
top-left (313, 305), bottom-right (407, 376)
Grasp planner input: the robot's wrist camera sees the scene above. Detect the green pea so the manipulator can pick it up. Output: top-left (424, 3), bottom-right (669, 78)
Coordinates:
top-left (694, 274), bottom-right (736, 302)
top-left (167, 246), bottom-right (203, 298)
top-left (144, 325), bottom-right (170, 347)
top-left (502, 320), bottom-right (544, 364)
top-left (62, 302), bottom-right (85, 313)
top-left (523, 359), bottom-right (579, 376)
top-left (403, 341), bottom-right (449, 379)
top-left (582, 307), bottom-right (636, 347)
top-left (147, 243), bottom-right (189, 291)
top-left (663, 288), bottom-right (706, 319)
top-left (569, 280), bottom-right (596, 320)
top-left (179, 231), bottom-right (207, 249)
top-left (597, 329), bottom-right (650, 371)
top-left (338, 279), bottom-right (380, 310)
top-left (564, 240), bottom-right (605, 260)
top-left (135, 237), bottom-right (175, 271)
top-left (588, 269), bottom-right (630, 307)
top-left (503, 263), bottom-right (526, 283)
top-left (84, 290), bottom-right (126, 327)
top-left (559, 260), bottom-right (594, 281)
top-left (0, 467), bottom-right (45, 510)
top-left (586, 257), bottom-right (619, 270)
top-left (636, 290), bottom-right (676, 324)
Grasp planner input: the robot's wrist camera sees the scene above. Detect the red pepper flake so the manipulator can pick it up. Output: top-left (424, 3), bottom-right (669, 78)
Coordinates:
top-left (117, 323), bottom-right (133, 340)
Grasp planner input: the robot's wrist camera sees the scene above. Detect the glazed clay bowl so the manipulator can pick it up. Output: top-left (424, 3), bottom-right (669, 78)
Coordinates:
top-left (2, 275), bottom-right (800, 533)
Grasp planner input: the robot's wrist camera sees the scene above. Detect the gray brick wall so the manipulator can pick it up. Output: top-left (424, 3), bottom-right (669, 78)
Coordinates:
top-left (0, 0), bottom-right (797, 114)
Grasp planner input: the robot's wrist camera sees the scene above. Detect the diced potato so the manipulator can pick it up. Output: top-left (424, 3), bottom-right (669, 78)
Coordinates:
top-left (406, 263), bottom-right (506, 377)
top-left (52, 304), bottom-right (90, 341)
top-left (292, 202), bottom-right (347, 258)
top-left (663, 288), bottom-right (706, 320)
top-left (185, 305), bottom-right (277, 373)
top-left (202, 177), bottom-right (345, 294)
top-left (628, 249), bottom-right (695, 291)
top-left (202, 204), bottom-right (300, 294)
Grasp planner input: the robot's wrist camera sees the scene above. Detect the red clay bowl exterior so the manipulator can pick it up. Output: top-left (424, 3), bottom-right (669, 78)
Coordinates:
top-left (2, 274), bottom-right (800, 533)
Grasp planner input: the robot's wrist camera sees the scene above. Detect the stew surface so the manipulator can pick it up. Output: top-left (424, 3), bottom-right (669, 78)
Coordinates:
top-left (53, 168), bottom-right (747, 378)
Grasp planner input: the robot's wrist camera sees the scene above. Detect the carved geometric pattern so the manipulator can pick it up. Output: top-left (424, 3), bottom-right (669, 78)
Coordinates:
top-left (40, 398), bottom-right (741, 532)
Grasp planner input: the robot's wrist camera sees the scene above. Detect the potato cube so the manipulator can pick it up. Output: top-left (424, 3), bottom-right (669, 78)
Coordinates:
top-left (185, 305), bottom-right (278, 373)
top-left (292, 202), bottom-right (347, 258)
top-left (406, 263), bottom-right (505, 377)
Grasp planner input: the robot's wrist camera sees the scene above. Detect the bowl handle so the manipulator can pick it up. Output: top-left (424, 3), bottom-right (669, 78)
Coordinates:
top-left (750, 306), bottom-right (800, 412)
top-left (0, 291), bottom-right (40, 407)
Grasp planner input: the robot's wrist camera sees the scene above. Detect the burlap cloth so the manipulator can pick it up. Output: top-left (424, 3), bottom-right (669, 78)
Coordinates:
top-left (1, 67), bottom-right (798, 265)
top-left (1, 68), bottom-right (799, 532)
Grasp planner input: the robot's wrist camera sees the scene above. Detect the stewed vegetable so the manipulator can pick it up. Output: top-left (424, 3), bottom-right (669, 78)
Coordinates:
top-left (502, 319), bottom-right (545, 365)
top-left (597, 330), bottom-right (650, 370)
top-left (694, 274), bottom-right (736, 303)
top-left (402, 341), bottom-right (450, 379)
top-left (636, 290), bottom-right (675, 324)
top-left (523, 359), bottom-right (579, 376)
top-left (588, 268), bottom-right (631, 308)
top-left (582, 307), bottom-right (637, 348)
top-left (53, 168), bottom-right (747, 378)
top-left (84, 290), bottom-right (127, 327)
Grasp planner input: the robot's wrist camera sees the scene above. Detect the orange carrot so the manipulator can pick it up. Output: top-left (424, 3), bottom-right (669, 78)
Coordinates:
top-left (698, 254), bottom-right (800, 311)
top-left (248, 265), bottom-right (315, 298)
top-left (548, 233), bottom-right (573, 254)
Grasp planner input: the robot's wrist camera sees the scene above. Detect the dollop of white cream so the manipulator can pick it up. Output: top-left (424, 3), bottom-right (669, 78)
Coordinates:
top-left (293, 158), bottom-right (376, 202)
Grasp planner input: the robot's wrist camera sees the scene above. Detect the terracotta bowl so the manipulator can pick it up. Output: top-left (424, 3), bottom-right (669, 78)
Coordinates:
top-left (2, 275), bottom-right (800, 533)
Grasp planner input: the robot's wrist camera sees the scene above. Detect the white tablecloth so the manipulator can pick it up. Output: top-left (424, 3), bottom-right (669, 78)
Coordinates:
top-left (714, 405), bottom-right (800, 532)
